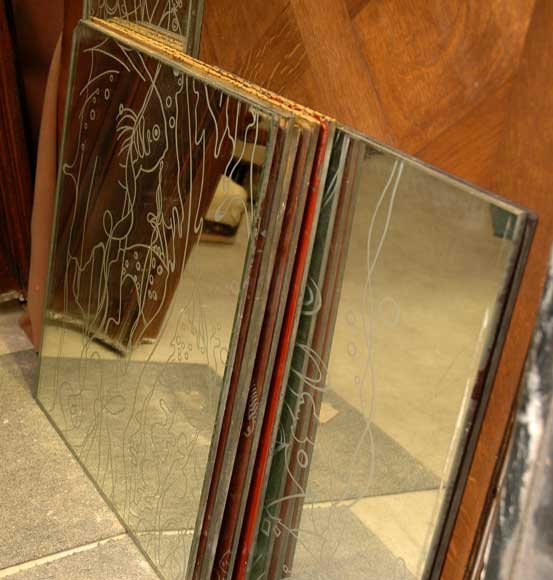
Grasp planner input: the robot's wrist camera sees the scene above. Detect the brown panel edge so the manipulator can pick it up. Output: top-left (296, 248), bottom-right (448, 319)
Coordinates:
top-left (429, 213), bottom-right (537, 579)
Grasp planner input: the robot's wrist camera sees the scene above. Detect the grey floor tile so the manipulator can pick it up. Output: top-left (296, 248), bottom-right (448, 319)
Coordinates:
top-left (4, 537), bottom-right (158, 579)
top-left (0, 351), bottom-right (124, 569)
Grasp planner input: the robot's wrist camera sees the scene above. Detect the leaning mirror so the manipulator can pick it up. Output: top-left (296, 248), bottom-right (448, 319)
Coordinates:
top-left (244, 134), bottom-right (532, 580)
top-left (35, 18), bottom-right (296, 580)
top-left (34, 5), bottom-right (535, 580)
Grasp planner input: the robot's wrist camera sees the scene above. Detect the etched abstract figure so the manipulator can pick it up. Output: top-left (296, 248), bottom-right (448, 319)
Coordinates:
top-left (52, 31), bottom-right (259, 350)
top-left (86, 0), bottom-right (190, 36)
top-left (37, 23), bottom-right (273, 580)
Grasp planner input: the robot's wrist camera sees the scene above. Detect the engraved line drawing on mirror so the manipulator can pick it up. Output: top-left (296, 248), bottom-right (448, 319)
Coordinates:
top-left (38, 26), bottom-right (272, 579)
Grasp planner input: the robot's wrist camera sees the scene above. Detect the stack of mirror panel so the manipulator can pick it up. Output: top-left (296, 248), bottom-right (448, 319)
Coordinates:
top-left (35, 10), bottom-right (535, 580)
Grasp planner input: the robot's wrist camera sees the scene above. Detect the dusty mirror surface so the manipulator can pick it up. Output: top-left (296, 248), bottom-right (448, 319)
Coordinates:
top-left (36, 22), bottom-right (281, 580)
top-left (253, 140), bottom-right (526, 580)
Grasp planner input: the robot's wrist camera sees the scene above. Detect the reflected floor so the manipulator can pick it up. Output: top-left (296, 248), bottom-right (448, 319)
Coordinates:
top-left (0, 329), bottom-right (433, 580)
top-left (31, 157), bottom-right (509, 578)
top-left (38, 356), bottom-right (216, 579)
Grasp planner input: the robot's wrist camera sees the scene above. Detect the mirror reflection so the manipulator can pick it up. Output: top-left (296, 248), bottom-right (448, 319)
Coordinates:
top-left (36, 23), bottom-right (278, 580)
top-left (253, 141), bottom-right (523, 580)
top-left (85, 0), bottom-right (191, 38)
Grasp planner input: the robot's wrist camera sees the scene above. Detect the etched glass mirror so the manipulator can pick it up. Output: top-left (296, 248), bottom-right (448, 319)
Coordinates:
top-left (84, 0), bottom-right (204, 55)
top-left (35, 6), bottom-right (534, 580)
top-left (245, 134), bottom-right (532, 580)
top-left (35, 19), bottom-right (297, 579)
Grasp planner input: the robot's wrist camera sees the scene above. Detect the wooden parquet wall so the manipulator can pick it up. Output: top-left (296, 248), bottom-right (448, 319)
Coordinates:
top-left (200, 0), bottom-right (534, 156)
top-left (201, 1), bottom-right (551, 578)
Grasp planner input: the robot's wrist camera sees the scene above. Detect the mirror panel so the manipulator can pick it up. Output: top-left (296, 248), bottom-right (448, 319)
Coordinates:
top-left (84, 0), bottom-right (204, 55)
top-left (251, 138), bottom-right (526, 579)
top-left (36, 21), bottom-right (289, 579)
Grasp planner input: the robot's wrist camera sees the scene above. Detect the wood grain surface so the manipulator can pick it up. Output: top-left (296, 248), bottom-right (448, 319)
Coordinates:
top-left (200, 0), bottom-right (534, 150)
top-left (352, 0), bottom-right (534, 152)
top-left (0, 0), bottom-right (33, 296)
top-left (441, 1), bottom-right (553, 577)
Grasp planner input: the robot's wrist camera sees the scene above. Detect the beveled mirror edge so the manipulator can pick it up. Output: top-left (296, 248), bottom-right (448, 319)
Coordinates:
top-left (186, 115), bottom-right (301, 578)
top-left (220, 121), bottom-right (331, 580)
top-left (188, 123), bottom-right (299, 580)
top-left (428, 212), bottom-right (537, 579)
top-left (244, 134), bottom-right (364, 579)
top-left (194, 123), bottom-right (306, 579)
top-left (200, 120), bottom-right (339, 580)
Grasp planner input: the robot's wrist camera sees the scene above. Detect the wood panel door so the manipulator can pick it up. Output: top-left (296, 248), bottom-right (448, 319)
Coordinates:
top-left (0, 0), bottom-right (33, 300)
